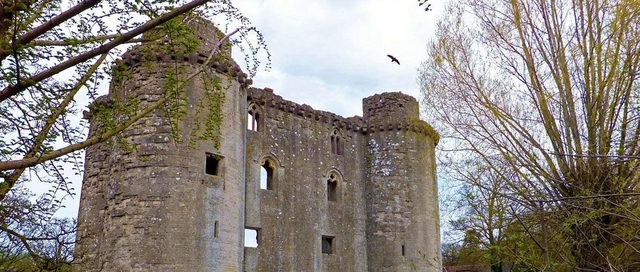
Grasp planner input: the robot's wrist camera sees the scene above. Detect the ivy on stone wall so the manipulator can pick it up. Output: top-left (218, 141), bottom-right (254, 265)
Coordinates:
top-left (191, 69), bottom-right (226, 149)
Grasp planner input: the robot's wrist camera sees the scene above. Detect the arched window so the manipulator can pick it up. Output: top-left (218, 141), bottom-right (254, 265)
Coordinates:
top-left (327, 172), bottom-right (339, 201)
top-left (330, 129), bottom-right (343, 155)
top-left (247, 104), bottom-right (261, 131)
top-left (259, 155), bottom-right (280, 191)
top-left (260, 160), bottom-right (274, 190)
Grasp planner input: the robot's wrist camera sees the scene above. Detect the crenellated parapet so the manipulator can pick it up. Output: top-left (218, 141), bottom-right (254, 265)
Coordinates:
top-left (118, 48), bottom-right (252, 89)
top-left (77, 14), bottom-right (441, 272)
top-left (361, 120), bottom-right (440, 143)
top-left (115, 16), bottom-right (252, 89)
top-left (247, 87), bottom-right (366, 132)
top-left (363, 92), bottom-right (419, 122)
top-left (247, 87), bottom-right (439, 144)
top-left (363, 92), bottom-right (440, 143)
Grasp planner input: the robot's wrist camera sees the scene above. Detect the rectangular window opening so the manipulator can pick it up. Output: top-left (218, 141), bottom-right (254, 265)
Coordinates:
top-left (402, 245), bottom-right (405, 256)
top-left (322, 236), bottom-right (334, 254)
top-left (214, 220), bottom-right (219, 238)
top-left (205, 153), bottom-right (221, 176)
top-left (244, 228), bottom-right (260, 248)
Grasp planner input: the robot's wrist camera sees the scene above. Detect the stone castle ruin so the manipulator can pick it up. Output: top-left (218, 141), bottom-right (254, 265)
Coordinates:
top-left (74, 17), bottom-right (441, 271)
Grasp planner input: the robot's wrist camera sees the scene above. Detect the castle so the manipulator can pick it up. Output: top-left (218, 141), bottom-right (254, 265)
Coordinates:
top-left (74, 18), bottom-right (441, 272)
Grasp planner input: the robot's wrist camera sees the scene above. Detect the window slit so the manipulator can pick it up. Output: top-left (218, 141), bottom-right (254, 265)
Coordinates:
top-left (260, 160), bottom-right (274, 190)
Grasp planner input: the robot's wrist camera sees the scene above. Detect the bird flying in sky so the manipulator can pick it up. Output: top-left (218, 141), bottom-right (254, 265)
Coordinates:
top-left (387, 54), bottom-right (400, 65)
top-left (418, 0), bottom-right (432, 11)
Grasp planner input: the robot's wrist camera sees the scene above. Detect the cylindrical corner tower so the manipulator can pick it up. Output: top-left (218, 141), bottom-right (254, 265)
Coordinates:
top-left (75, 17), bottom-right (249, 271)
top-left (363, 92), bottom-right (441, 272)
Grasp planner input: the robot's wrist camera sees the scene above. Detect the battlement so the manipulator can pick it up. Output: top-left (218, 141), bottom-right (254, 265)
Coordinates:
top-left (118, 50), bottom-right (251, 87)
top-left (76, 16), bottom-right (441, 272)
top-left (363, 92), bottom-right (420, 123)
top-left (248, 88), bottom-right (439, 143)
top-left (116, 16), bottom-right (252, 89)
top-left (247, 87), bottom-right (365, 132)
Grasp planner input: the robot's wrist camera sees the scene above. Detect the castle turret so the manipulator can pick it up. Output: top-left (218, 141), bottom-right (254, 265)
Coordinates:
top-left (363, 93), bottom-right (441, 271)
top-left (75, 17), bottom-right (442, 271)
top-left (75, 17), bottom-right (249, 271)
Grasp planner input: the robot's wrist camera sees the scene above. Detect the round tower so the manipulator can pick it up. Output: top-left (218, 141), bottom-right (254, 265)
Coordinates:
top-left (363, 92), bottom-right (441, 272)
top-left (75, 17), bottom-right (249, 271)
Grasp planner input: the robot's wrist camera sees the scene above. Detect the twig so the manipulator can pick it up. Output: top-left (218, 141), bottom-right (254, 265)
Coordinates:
top-left (509, 204), bottom-right (546, 252)
top-left (0, 0), bottom-right (209, 102)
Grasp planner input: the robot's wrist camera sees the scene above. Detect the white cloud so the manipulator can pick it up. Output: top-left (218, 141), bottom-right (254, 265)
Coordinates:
top-left (52, 1), bottom-right (445, 219)
top-left (233, 0), bottom-right (441, 117)
top-left (251, 68), bottom-right (364, 117)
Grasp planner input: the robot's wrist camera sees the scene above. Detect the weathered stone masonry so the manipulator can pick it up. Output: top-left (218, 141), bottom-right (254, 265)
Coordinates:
top-left (75, 18), bottom-right (441, 272)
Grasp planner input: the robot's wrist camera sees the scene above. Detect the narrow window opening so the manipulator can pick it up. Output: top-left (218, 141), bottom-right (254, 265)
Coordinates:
top-left (402, 245), bottom-right (405, 256)
top-left (247, 113), bottom-right (254, 130)
top-left (260, 160), bottom-right (274, 190)
top-left (205, 153), bottom-right (220, 175)
top-left (254, 113), bottom-right (260, 131)
top-left (244, 228), bottom-right (260, 248)
top-left (327, 180), bottom-right (337, 201)
top-left (322, 236), bottom-right (334, 254)
top-left (214, 220), bottom-right (219, 238)
top-left (247, 104), bottom-right (260, 131)
top-left (260, 167), bottom-right (268, 189)
top-left (327, 173), bottom-right (338, 202)
top-left (331, 130), bottom-right (343, 155)
top-left (330, 135), bottom-right (336, 154)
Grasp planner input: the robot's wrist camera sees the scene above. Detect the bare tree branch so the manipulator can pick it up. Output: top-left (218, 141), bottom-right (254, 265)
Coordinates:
top-left (0, 27), bottom-right (240, 173)
top-left (0, 0), bottom-right (210, 103)
top-left (0, 0), bottom-right (102, 62)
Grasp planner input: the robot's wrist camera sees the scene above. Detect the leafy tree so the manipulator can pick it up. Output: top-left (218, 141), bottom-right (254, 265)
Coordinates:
top-left (420, 0), bottom-right (640, 270)
top-left (441, 242), bottom-right (463, 266)
top-left (0, 0), bottom-right (269, 269)
top-left (447, 160), bottom-right (513, 272)
top-left (443, 159), bottom-right (586, 271)
top-left (0, 185), bottom-right (75, 271)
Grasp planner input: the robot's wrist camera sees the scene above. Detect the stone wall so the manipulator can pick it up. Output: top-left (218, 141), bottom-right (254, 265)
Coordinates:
top-left (363, 93), bottom-right (441, 271)
top-left (241, 89), bottom-right (441, 272)
top-left (243, 88), bottom-right (368, 271)
top-left (75, 17), bottom-right (249, 271)
top-left (75, 17), bottom-right (441, 272)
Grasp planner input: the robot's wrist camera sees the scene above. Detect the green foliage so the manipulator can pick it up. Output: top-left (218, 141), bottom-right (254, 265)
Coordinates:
top-left (0, 0), bottom-right (269, 268)
top-left (0, 254), bottom-right (38, 272)
top-left (0, 186), bottom-right (76, 271)
top-left (164, 64), bottom-right (190, 142)
top-left (423, 0), bottom-right (640, 270)
top-left (198, 71), bottom-right (226, 149)
top-left (0, 253), bottom-right (72, 272)
top-left (407, 118), bottom-right (440, 144)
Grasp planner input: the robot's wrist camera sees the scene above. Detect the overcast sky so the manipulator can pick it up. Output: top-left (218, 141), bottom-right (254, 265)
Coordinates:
top-left (234, 0), bottom-right (443, 246)
top-left (232, 0), bottom-right (441, 117)
top-left (55, 0), bottom-right (443, 219)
